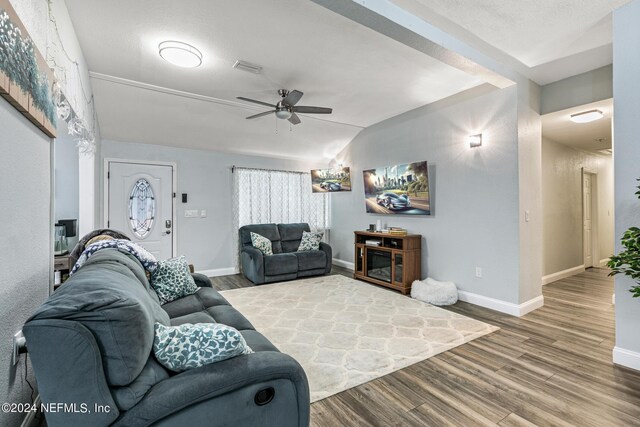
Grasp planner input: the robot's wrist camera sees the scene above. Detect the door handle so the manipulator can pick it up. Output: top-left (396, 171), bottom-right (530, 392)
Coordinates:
top-left (164, 230), bottom-right (171, 235)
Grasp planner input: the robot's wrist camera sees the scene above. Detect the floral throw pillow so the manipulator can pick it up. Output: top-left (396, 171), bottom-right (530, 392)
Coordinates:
top-left (153, 322), bottom-right (253, 372)
top-left (297, 231), bottom-right (324, 252)
top-left (150, 256), bottom-right (198, 304)
top-left (250, 232), bottom-right (273, 255)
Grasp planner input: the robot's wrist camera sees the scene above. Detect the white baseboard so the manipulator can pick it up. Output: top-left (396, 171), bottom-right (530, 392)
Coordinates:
top-left (599, 258), bottom-right (610, 267)
top-left (613, 346), bottom-right (640, 372)
top-left (457, 291), bottom-right (544, 317)
top-left (542, 265), bottom-right (585, 285)
top-left (195, 267), bottom-right (239, 277)
top-left (332, 258), bottom-right (354, 271)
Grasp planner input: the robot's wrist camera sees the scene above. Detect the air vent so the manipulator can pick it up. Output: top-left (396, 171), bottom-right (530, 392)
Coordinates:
top-left (232, 60), bottom-right (262, 74)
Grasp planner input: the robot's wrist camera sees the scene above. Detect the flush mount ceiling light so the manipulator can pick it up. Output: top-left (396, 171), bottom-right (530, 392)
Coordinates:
top-left (570, 109), bottom-right (603, 124)
top-left (158, 41), bottom-right (202, 68)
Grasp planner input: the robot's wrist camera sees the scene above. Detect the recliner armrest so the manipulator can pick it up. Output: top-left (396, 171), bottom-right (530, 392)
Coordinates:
top-left (319, 242), bottom-right (332, 274)
top-left (113, 351), bottom-right (310, 426)
top-left (241, 246), bottom-right (264, 261)
top-left (191, 272), bottom-right (212, 288)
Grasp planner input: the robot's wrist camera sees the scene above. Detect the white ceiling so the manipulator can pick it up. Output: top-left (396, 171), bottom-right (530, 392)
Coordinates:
top-left (64, 0), bottom-right (626, 160)
top-left (542, 98), bottom-right (612, 152)
top-left (390, 0), bottom-right (631, 84)
top-left (64, 0), bottom-right (484, 161)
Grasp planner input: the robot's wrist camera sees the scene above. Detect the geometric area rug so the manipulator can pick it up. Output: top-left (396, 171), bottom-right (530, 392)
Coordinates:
top-left (220, 275), bottom-right (498, 402)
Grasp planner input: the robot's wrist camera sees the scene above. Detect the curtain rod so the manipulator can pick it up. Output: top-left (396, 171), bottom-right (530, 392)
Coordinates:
top-left (231, 165), bottom-right (308, 175)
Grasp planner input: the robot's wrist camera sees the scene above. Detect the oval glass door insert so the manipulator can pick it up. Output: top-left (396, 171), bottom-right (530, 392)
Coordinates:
top-left (129, 178), bottom-right (155, 238)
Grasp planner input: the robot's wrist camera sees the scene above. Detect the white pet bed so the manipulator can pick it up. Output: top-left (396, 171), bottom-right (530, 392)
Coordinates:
top-left (411, 277), bottom-right (458, 306)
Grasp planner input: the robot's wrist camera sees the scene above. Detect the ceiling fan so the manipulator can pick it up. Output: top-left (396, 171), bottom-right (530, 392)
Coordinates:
top-left (237, 89), bottom-right (332, 125)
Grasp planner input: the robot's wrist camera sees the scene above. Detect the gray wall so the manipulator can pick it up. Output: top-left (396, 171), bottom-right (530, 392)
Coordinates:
top-left (330, 85), bottom-right (523, 304)
top-left (540, 65), bottom-right (612, 115)
top-left (101, 140), bottom-right (325, 271)
top-left (54, 128), bottom-right (80, 249)
top-left (542, 138), bottom-right (614, 276)
top-left (613, 0), bottom-right (640, 364)
top-left (516, 79), bottom-right (543, 304)
top-left (0, 99), bottom-right (51, 426)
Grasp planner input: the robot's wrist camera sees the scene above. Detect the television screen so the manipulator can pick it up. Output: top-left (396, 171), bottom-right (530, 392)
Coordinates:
top-left (311, 167), bottom-right (351, 193)
top-left (363, 161), bottom-right (430, 215)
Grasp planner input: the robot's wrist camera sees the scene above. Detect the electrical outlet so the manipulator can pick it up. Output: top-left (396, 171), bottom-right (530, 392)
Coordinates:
top-left (475, 267), bottom-right (483, 278)
top-left (200, 210), bottom-right (207, 217)
top-left (12, 330), bottom-right (26, 365)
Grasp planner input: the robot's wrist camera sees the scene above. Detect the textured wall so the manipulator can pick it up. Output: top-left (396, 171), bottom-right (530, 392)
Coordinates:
top-left (330, 85), bottom-right (523, 304)
top-left (0, 99), bottom-right (51, 427)
top-left (541, 138), bottom-right (614, 276)
top-left (613, 0), bottom-right (640, 368)
top-left (101, 140), bottom-right (325, 271)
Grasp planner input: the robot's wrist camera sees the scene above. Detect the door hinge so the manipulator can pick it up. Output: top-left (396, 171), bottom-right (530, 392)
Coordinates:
top-left (107, 220), bottom-right (110, 227)
top-left (107, 171), bottom-right (110, 179)
top-left (173, 192), bottom-right (176, 198)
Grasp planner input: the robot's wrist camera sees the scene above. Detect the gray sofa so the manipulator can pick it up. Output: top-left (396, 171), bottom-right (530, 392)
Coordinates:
top-left (239, 223), bottom-right (332, 284)
top-left (23, 248), bottom-right (310, 427)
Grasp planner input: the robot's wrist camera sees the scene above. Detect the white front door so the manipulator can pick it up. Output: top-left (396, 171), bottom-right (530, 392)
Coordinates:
top-left (107, 161), bottom-right (174, 260)
top-left (583, 173), bottom-right (593, 268)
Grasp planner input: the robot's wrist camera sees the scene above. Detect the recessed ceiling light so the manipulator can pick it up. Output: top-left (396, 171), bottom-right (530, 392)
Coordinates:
top-left (570, 109), bottom-right (603, 124)
top-left (158, 41), bottom-right (202, 68)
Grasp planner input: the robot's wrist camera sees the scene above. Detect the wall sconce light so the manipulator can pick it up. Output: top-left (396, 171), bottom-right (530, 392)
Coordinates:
top-left (468, 133), bottom-right (482, 148)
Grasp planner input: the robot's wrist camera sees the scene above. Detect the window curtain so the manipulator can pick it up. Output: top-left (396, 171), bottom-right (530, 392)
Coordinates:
top-left (232, 167), bottom-right (330, 269)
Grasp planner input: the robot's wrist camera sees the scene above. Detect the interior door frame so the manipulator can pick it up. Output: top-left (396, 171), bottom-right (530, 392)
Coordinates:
top-left (582, 168), bottom-right (598, 268)
top-left (103, 158), bottom-right (177, 258)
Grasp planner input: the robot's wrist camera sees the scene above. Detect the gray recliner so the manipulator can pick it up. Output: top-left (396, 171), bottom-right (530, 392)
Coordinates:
top-left (239, 223), bottom-right (332, 285)
top-left (23, 247), bottom-right (310, 427)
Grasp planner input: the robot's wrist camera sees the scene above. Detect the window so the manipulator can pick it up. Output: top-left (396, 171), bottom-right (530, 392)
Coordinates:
top-left (129, 178), bottom-right (155, 238)
top-left (232, 167), bottom-right (330, 267)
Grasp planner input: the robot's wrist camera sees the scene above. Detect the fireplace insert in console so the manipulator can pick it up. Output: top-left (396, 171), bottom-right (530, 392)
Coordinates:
top-left (366, 249), bottom-right (392, 283)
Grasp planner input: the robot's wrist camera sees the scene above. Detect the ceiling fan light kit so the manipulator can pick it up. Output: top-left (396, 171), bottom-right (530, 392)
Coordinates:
top-left (237, 89), bottom-right (332, 125)
top-left (158, 41), bottom-right (203, 68)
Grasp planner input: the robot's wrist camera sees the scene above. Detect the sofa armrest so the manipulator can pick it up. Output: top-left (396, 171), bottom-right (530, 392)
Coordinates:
top-left (319, 242), bottom-right (332, 274)
top-left (240, 246), bottom-right (265, 284)
top-left (23, 319), bottom-right (119, 427)
top-left (191, 272), bottom-right (212, 288)
top-left (112, 352), bottom-right (309, 427)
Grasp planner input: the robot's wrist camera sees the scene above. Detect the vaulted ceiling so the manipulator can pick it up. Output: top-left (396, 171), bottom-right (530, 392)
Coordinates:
top-left (64, 0), bottom-right (629, 161)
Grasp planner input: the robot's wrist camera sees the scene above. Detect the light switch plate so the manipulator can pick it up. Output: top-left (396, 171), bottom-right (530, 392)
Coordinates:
top-left (184, 209), bottom-right (199, 218)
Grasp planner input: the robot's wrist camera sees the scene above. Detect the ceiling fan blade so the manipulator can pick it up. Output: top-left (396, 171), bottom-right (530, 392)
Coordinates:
top-left (246, 110), bottom-right (275, 120)
top-left (237, 97), bottom-right (276, 108)
top-left (288, 112), bottom-right (301, 125)
top-left (292, 106), bottom-right (332, 114)
top-left (283, 90), bottom-right (303, 106)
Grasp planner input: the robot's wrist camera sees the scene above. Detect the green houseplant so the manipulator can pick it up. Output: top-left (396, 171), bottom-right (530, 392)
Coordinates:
top-left (607, 180), bottom-right (640, 298)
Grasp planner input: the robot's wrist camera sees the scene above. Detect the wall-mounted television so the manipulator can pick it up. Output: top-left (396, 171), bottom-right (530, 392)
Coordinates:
top-left (363, 161), bottom-right (430, 215)
top-left (311, 167), bottom-right (351, 193)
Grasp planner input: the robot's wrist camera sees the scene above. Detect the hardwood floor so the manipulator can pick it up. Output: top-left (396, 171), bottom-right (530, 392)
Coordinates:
top-left (210, 267), bottom-right (640, 426)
